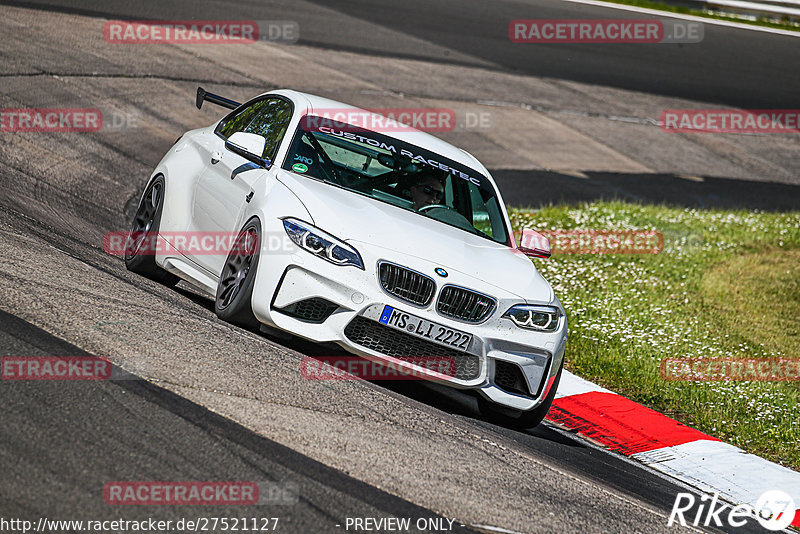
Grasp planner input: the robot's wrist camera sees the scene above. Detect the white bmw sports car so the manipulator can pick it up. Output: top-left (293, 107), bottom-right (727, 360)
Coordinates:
top-left (125, 87), bottom-right (568, 427)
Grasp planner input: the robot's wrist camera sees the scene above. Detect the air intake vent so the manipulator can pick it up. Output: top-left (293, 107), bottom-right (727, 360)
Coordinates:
top-left (275, 298), bottom-right (338, 323)
top-left (378, 262), bottom-right (435, 307)
top-left (437, 286), bottom-right (496, 323)
top-left (494, 360), bottom-right (530, 396)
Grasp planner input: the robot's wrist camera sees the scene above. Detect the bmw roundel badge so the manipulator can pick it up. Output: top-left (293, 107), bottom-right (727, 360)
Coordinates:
top-left (434, 267), bottom-right (448, 277)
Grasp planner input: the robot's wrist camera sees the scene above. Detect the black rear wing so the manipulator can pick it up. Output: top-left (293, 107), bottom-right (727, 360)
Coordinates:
top-left (196, 87), bottom-right (241, 110)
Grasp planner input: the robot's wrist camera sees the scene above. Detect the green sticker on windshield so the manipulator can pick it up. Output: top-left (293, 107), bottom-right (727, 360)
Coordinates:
top-left (292, 163), bottom-right (308, 174)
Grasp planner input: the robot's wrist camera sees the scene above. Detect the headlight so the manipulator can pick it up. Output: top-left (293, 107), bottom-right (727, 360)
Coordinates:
top-left (283, 218), bottom-right (364, 269)
top-left (503, 305), bottom-right (561, 331)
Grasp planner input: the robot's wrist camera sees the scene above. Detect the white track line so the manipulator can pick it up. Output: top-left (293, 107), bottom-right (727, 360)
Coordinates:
top-left (633, 440), bottom-right (800, 509)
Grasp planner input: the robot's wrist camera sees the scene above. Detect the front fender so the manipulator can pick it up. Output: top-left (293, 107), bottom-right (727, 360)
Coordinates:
top-left (246, 176), bottom-right (313, 325)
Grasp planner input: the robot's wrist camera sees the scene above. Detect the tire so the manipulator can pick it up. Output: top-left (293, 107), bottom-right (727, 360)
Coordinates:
top-left (214, 219), bottom-right (261, 329)
top-left (478, 363), bottom-right (563, 429)
top-left (124, 176), bottom-right (180, 286)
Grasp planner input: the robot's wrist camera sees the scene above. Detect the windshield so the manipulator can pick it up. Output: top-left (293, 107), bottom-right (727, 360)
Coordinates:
top-left (281, 117), bottom-right (509, 244)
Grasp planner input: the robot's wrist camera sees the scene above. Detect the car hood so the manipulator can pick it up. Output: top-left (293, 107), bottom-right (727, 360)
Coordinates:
top-left (276, 170), bottom-right (554, 303)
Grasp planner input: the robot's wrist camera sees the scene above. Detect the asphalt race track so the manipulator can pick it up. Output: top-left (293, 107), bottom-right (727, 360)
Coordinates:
top-left (0, 310), bottom-right (479, 533)
top-left (5, 0), bottom-right (800, 109)
top-left (0, 1), bottom-right (795, 532)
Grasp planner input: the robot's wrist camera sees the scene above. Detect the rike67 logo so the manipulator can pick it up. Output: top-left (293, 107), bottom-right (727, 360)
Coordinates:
top-left (669, 490), bottom-right (796, 531)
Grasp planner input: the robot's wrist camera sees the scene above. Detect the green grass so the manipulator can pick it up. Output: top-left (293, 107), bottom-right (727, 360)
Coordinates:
top-left (595, 0), bottom-right (800, 33)
top-left (508, 202), bottom-right (800, 470)
top-left (701, 249), bottom-right (800, 357)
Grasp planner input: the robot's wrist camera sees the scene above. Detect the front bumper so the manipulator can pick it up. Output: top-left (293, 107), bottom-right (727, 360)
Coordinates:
top-left (250, 233), bottom-right (568, 411)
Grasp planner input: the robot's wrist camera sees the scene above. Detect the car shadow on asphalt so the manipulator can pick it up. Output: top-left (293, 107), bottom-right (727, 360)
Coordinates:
top-left (169, 285), bottom-right (585, 445)
top-left (294, 347), bottom-right (582, 444)
top-left (377, 379), bottom-right (582, 447)
top-left (274, 338), bottom-right (584, 446)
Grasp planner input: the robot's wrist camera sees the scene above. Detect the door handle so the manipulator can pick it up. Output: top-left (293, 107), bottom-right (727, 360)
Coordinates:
top-left (210, 151), bottom-right (222, 164)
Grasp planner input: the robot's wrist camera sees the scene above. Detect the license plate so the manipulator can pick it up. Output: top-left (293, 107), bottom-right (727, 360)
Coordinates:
top-left (378, 305), bottom-right (473, 352)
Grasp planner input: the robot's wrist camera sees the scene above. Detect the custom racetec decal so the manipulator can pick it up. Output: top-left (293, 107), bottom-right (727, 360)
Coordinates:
top-left (316, 127), bottom-right (397, 152)
top-left (311, 121), bottom-right (487, 188)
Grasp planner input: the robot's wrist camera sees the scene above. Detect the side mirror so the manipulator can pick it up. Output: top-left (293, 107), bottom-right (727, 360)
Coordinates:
top-left (225, 132), bottom-right (271, 168)
top-left (518, 229), bottom-right (551, 259)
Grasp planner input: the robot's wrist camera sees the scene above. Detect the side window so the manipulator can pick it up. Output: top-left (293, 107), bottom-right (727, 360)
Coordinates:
top-left (219, 100), bottom-right (269, 139)
top-left (244, 99), bottom-right (293, 160)
top-left (218, 98), bottom-right (293, 160)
